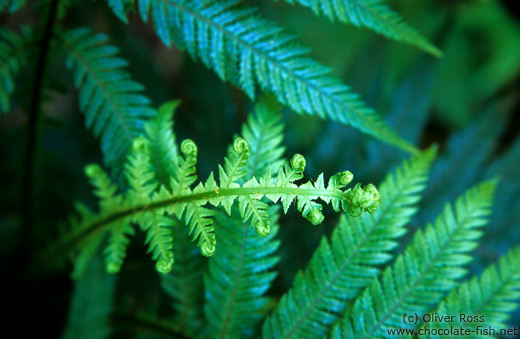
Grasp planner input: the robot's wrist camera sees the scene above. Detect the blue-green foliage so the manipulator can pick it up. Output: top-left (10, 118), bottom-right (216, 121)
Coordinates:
top-left (63, 253), bottom-right (115, 339)
top-left (0, 0), bottom-right (26, 13)
top-left (105, 0), bottom-right (415, 152)
top-left (422, 247), bottom-right (520, 338)
top-left (280, 0), bottom-right (441, 57)
top-left (0, 27), bottom-right (32, 114)
top-left (263, 147), bottom-right (436, 339)
top-left (204, 208), bottom-right (281, 339)
top-left (60, 28), bottom-right (156, 172)
top-left (334, 180), bottom-right (497, 338)
top-left (418, 102), bottom-right (509, 225)
top-left (203, 99), bottom-right (284, 339)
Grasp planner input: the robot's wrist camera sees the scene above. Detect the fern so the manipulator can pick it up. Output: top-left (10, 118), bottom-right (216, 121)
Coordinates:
top-left (149, 102), bottom-right (205, 336)
top-left (279, 0), bottom-right (441, 57)
top-left (334, 180), bottom-right (497, 338)
top-left (421, 247), bottom-right (520, 338)
top-left (263, 147), bottom-right (436, 338)
top-left (63, 253), bottom-right (115, 339)
top-left (242, 97), bottom-right (286, 180)
top-left (0, 27), bottom-right (32, 114)
top-left (55, 103), bottom-right (380, 274)
top-left (204, 208), bottom-right (281, 339)
top-left (58, 27), bottom-right (156, 171)
top-left (105, 0), bottom-right (415, 152)
top-left (203, 98), bottom-right (285, 338)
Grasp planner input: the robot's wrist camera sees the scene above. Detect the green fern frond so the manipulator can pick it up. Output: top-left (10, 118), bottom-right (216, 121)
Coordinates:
top-left (62, 134), bottom-right (379, 274)
top-left (63, 253), bottom-right (115, 339)
top-left (160, 219), bottom-right (205, 337)
top-left (204, 208), bottom-right (281, 339)
top-left (334, 180), bottom-right (497, 338)
top-left (105, 0), bottom-right (415, 152)
top-left (262, 147), bottom-right (436, 339)
top-left (149, 102), bottom-right (205, 336)
top-left (242, 97), bottom-right (286, 179)
top-left (421, 247), bottom-right (520, 338)
top-left (0, 27), bottom-right (32, 114)
top-left (145, 101), bottom-right (181, 189)
top-left (281, 0), bottom-right (441, 57)
top-left (0, 0), bottom-right (26, 13)
top-left (59, 27), bottom-right (155, 171)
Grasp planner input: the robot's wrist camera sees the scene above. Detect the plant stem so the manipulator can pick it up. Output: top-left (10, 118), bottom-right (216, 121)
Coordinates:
top-left (21, 0), bottom-right (60, 240)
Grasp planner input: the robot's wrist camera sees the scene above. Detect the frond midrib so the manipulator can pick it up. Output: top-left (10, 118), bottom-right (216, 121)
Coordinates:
top-left (59, 35), bottom-right (133, 141)
top-left (62, 184), bottom-right (349, 255)
top-left (281, 177), bottom-right (408, 338)
top-left (362, 203), bottom-right (483, 338)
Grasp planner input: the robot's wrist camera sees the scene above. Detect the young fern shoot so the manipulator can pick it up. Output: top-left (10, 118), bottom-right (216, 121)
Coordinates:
top-left (59, 108), bottom-right (382, 275)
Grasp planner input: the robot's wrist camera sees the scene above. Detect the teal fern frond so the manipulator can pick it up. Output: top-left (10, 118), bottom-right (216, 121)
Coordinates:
top-left (280, 0), bottom-right (441, 57)
top-left (203, 99), bottom-right (285, 338)
top-left (262, 147), bottom-right (436, 339)
top-left (242, 97), bottom-right (286, 179)
top-left (63, 253), bottom-right (115, 339)
top-left (333, 180), bottom-right (497, 338)
top-left (105, 0), bottom-right (415, 152)
top-left (60, 134), bottom-right (380, 274)
top-left (0, 0), bottom-right (26, 13)
top-left (59, 27), bottom-right (155, 171)
top-left (0, 27), bottom-right (33, 114)
top-left (204, 208), bottom-right (281, 339)
top-left (421, 247), bottom-right (520, 338)
top-left (161, 221), bottom-right (205, 337)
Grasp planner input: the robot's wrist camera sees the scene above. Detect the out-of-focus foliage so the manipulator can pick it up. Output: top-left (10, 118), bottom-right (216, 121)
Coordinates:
top-left (1, 0), bottom-right (519, 338)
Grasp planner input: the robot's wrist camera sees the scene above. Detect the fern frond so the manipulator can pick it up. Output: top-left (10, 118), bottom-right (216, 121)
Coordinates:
top-left (59, 27), bottom-right (155, 171)
top-left (62, 136), bottom-right (380, 274)
top-left (262, 147), bottom-right (436, 339)
top-left (242, 97), bottom-right (286, 179)
top-left (281, 0), bottom-right (441, 57)
top-left (335, 180), bottom-right (497, 338)
top-left (145, 100), bottom-right (180, 189)
top-left (204, 207), bottom-right (281, 339)
top-left (419, 106), bottom-right (508, 224)
top-left (421, 247), bottom-right (520, 338)
top-left (0, 0), bottom-right (26, 13)
top-left (148, 103), bottom-right (205, 335)
top-left (160, 218), bottom-right (205, 336)
top-left (63, 253), bottom-right (115, 339)
top-left (105, 0), bottom-right (415, 152)
top-left (0, 27), bottom-right (32, 114)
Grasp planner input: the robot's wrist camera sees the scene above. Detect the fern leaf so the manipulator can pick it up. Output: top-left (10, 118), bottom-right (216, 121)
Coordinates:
top-left (160, 218), bottom-right (205, 336)
top-left (281, 0), bottom-right (441, 57)
top-left (63, 253), bottom-right (115, 339)
top-left (419, 105), bottom-right (508, 224)
top-left (105, 0), bottom-right (415, 152)
top-left (336, 180), bottom-right (497, 338)
top-left (62, 136), bottom-right (380, 274)
top-left (262, 147), bottom-right (436, 339)
top-left (421, 247), bottom-right (520, 338)
top-left (145, 100), bottom-right (181, 189)
top-left (0, 27), bottom-right (32, 114)
top-left (0, 0), bottom-right (26, 13)
top-left (59, 27), bottom-right (155, 171)
top-left (242, 97), bottom-right (286, 179)
top-left (204, 207), bottom-right (281, 339)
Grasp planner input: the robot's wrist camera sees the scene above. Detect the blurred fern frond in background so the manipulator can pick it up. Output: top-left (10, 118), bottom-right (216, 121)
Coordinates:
top-left (1, 0), bottom-right (520, 338)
